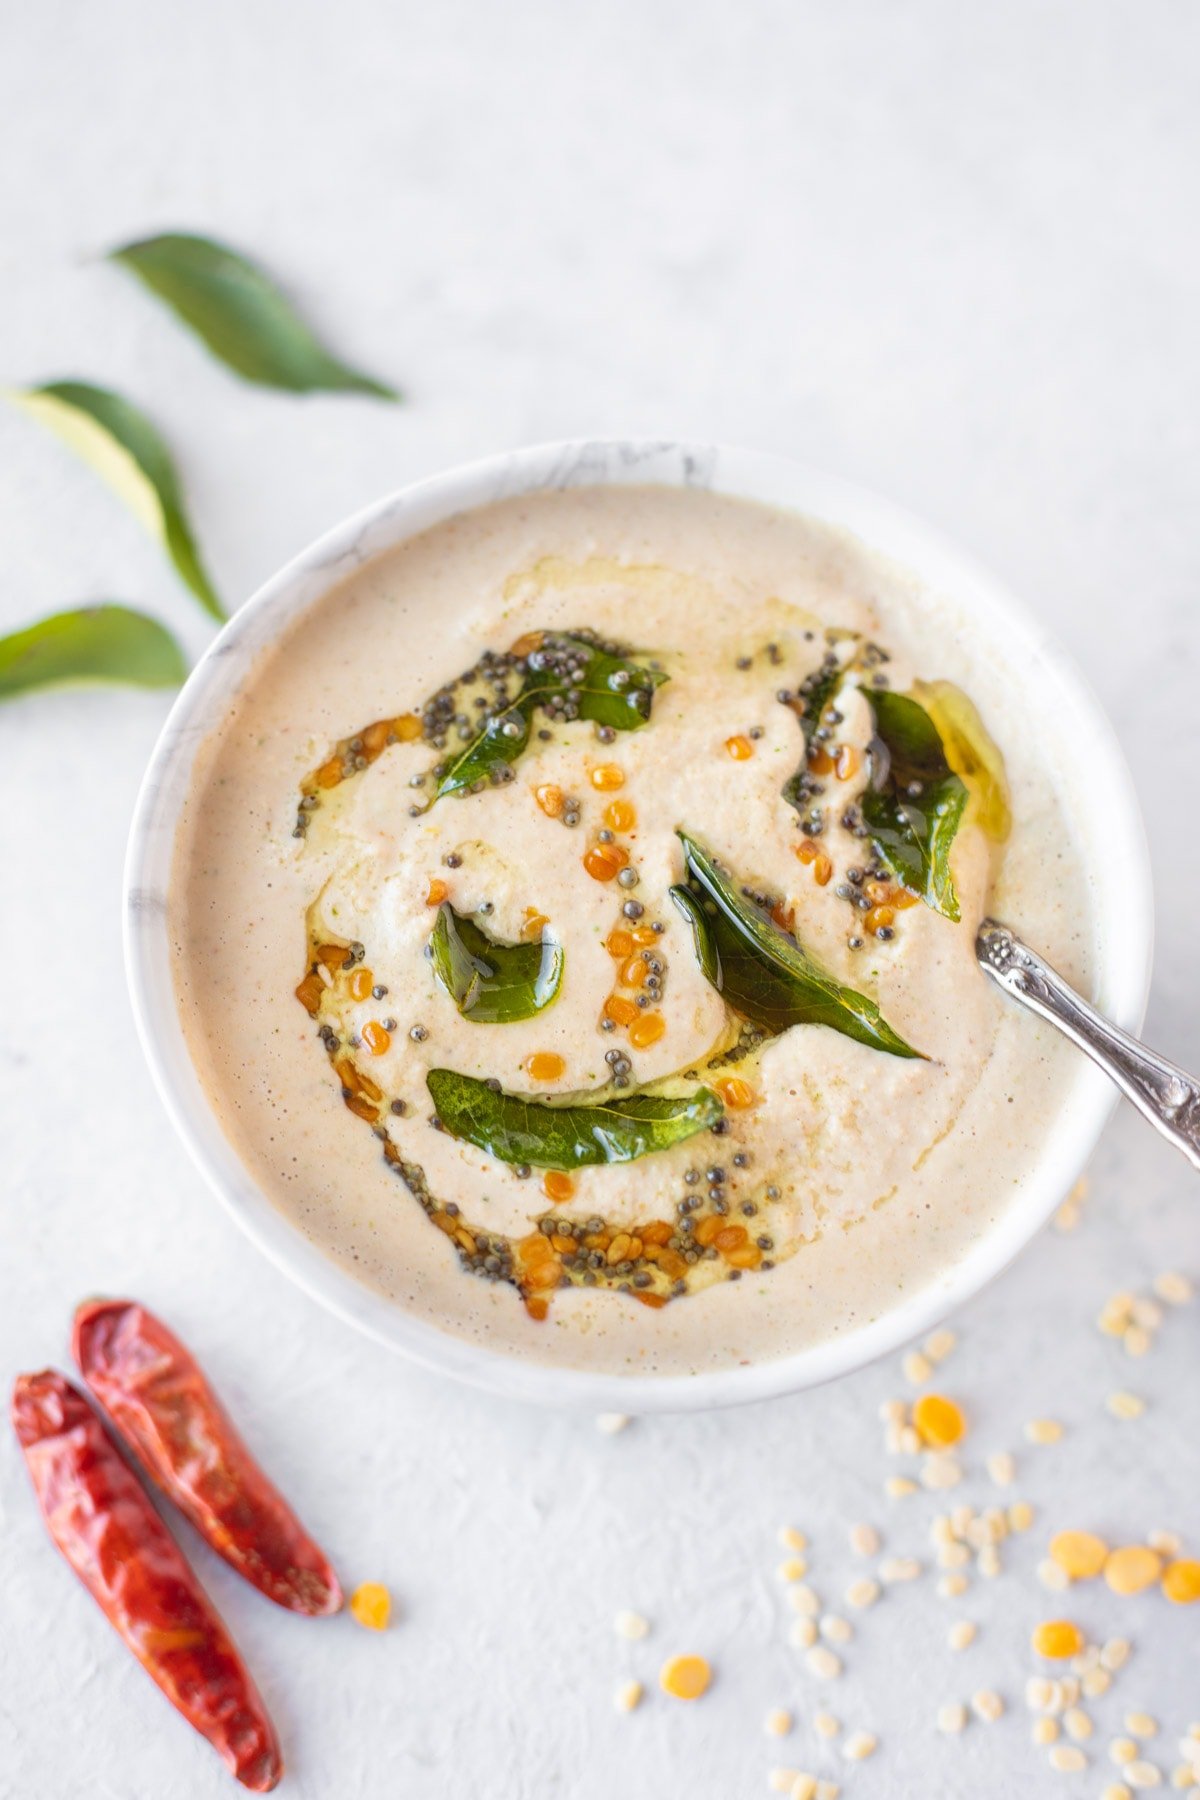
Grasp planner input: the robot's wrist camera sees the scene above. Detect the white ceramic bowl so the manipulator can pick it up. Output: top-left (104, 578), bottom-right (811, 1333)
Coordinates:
top-left (125, 441), bottom-right (1153, 1411)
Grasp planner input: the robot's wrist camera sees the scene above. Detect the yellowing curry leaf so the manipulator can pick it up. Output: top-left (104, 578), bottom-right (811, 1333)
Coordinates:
top-left (11, 382), bottom-right (224, 621)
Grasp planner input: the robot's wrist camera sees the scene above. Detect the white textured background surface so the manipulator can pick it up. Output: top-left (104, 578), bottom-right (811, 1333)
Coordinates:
top-left (2, 3), bottom-right (1199, 1795)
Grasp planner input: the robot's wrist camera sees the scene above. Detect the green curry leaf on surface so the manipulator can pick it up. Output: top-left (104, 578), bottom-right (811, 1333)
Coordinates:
top-left (0, 605), bottom-right (186, 702)
top-left (429, 903), bottom-right (564, 1023)
top-left (671, 832), bottom-right (922, 1059)
top-left (426, 1069), bottom-right (722, 1170)
top-left (109, 232), bottom-right (399, 399)
top-left (781, 648), bottom-right (848, 819)
top-left (669, 885), bottom-right (722, 989)
top-left (861, 689), bottom-right (968, 921)
top-left (431, 698), bottom-right (537, 800)
top-left (10, 381), bottom-right (224, 620)
top-left (433, 634), bottom-right (667, 803)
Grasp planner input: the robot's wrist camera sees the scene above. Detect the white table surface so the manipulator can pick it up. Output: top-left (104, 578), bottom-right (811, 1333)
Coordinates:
top-left (3, 3), bottom-right (1199, 1795)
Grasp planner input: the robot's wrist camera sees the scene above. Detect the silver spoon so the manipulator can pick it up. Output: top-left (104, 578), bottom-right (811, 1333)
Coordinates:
top-left (976, 920), bottom-right (1200, 1172)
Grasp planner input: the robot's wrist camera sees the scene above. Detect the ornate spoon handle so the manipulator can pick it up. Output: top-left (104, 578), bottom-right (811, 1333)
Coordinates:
top-left (976, 921), bottom-right (1200, 1172)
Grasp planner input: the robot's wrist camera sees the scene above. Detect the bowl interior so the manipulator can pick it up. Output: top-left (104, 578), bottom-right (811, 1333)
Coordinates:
top-left (125, 441), bottom-right (1152, 1411)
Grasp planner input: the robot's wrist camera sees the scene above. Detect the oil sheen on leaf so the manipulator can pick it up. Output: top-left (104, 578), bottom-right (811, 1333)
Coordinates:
top-left (672, 832), bottom-right (922, 1059)
top-left (0, 605), bottom-right (186, 701)
top-left (912, 678), bottom-right (1011, 843)
top-left (429, 903), bottom-right (564, 1023)
top-left (861, 689), bottom-right (968, 920)
top-left (426, 1069), bottom-right (723, 1170)
top-left (110, 232), bottom-right (399, 399)
top-left (11, 382), bottom-right (224, 621)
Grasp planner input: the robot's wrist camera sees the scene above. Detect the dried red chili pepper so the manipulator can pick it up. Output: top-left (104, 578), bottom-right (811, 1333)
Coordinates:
top-left (12, 1370), bottom-right (282, 1792)
top-left (73, 1298), bottom-right (341, 1617)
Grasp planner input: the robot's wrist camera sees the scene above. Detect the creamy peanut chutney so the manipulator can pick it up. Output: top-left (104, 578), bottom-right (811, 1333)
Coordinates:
top-left (171, 485), bottom-right (1092, 1377)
